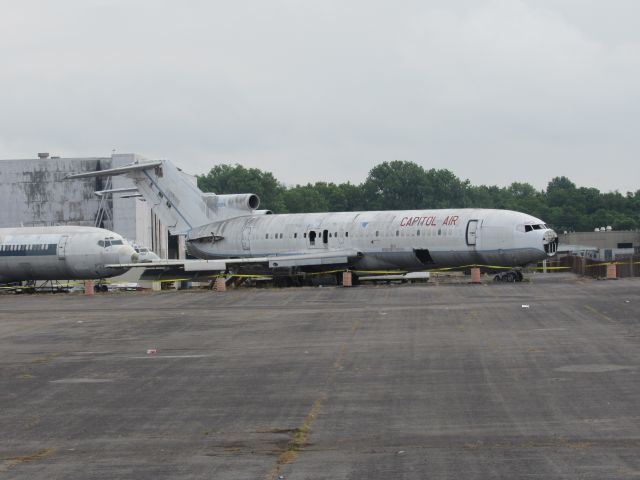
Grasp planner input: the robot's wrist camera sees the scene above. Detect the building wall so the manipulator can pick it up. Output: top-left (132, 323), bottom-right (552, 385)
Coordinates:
top-left (0, 157), bottom-right (109, 228)
top-left (0, 153), bottom-right (184, 259)
top-left (559, 231), bottom-right (640, 250)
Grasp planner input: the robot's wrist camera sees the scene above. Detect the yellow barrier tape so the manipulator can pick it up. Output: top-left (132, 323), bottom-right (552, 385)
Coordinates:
top-left (305, 269), bottom-right (348, 276)
top-left (585, 261), bottom-right (629, 268)
top-left (154, 278), bottom-right (191, 283)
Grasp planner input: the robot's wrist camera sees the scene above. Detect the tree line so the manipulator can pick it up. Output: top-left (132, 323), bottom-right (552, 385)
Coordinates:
top-left (197, 160), bottom-right (640, 232)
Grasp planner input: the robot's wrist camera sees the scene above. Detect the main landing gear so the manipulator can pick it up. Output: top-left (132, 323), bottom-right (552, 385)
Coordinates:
top-left (493, 270), bottom-right (524, 283)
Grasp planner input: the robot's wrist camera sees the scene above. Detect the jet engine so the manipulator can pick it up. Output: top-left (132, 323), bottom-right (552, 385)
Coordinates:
top-left (202, 193), bottom-right (260, 213)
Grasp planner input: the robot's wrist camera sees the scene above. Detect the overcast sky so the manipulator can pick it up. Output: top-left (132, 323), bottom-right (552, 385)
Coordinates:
top-left (1, 0), bottom-right (639, 193)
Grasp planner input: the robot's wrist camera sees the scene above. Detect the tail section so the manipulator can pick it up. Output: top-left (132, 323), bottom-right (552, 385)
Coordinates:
top-left (66, 157), bottom-right (261, 234)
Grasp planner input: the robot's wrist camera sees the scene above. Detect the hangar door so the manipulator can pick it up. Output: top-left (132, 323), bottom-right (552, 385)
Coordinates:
top-left (466, 220), bottom-right (478, 246)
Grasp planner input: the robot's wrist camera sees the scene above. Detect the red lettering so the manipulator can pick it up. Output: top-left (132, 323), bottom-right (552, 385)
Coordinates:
top-left (400, 217), bottom-right (408, 227)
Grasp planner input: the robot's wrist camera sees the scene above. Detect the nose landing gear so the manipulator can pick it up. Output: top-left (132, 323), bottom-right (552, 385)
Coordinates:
top-left (493, 270), bottom-right (524, 282)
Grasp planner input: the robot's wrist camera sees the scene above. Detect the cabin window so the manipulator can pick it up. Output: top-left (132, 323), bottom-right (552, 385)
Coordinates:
top-left (417, 230), bottom-right (420, 236)
top-left (265, 233), bottom-right (269, 239)
top-left (294, 233), bottom-right (297, 239)
top-left (345, 232), bottom-right (349, 237)
top-left (375, 231), bottom-right (379, 237)
top-left (329, 233), bottom-right (332, 238)
top-left (280, 233), bottom-right (283, 239)
top-left (438, 229), bottom-right (441, 236)
top-left (304, 232), bottom-right (307, 238)
top-left (334, 232), bottom-right (337, 237)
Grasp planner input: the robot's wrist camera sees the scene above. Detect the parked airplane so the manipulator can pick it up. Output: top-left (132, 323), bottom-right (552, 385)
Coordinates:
top-left (0, 226), bottom-right (138, 284)
top-left (66, 160), bottom-right (558, 282)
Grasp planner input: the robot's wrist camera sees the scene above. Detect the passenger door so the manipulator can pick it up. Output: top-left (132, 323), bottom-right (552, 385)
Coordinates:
top-left (57, 235), bottom-right (69, 260)
top-left (466, 220), bottom-right (478, 246)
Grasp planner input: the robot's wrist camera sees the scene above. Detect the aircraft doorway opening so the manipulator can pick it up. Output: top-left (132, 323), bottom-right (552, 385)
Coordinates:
top-left (168, 234), bottom-right (180, 259)
top-left (308, 230), bottom-right (329, 248)
top-left (466, 220), bottom-right (478, 246)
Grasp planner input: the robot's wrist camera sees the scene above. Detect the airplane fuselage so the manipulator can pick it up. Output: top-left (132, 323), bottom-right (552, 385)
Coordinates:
top-left (186, 208), bottom-right (558, 271)
top-left (0, 226), bottom-right (137, 283)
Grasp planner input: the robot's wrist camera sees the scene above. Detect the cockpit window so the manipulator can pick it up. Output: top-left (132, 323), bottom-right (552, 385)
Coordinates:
top-left (524, 223), bottom-right (548, 232)
top-left (111, 240), bottom-right (123, 245)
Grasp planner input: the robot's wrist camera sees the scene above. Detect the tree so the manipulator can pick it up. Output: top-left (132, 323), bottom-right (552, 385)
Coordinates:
top-left (363, 161), bottom-right (429, 210)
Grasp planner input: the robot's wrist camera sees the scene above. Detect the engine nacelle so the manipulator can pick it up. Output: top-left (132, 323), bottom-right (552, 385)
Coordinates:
top-left (202, 193), bottom-right (260, 213)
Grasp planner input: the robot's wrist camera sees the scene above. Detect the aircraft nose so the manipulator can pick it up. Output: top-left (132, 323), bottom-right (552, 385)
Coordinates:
top-left (543, 229), bottom-right (558, 255)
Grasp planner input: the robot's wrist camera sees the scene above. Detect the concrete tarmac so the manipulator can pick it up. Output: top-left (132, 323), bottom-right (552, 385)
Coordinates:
top-left (1, 274), bottom-right (639, 479)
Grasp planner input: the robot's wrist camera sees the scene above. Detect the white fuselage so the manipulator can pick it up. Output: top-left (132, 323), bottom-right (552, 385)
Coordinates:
top-left (0, 226), bottom-right (138, 283)
top-left (186, 208), bottom-right (558, 270)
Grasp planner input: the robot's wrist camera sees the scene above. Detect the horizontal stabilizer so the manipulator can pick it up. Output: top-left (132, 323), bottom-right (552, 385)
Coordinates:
top-left (94, 188), bottom-right (139, 196)
top-left (65, 161), bottom-right (162, 179)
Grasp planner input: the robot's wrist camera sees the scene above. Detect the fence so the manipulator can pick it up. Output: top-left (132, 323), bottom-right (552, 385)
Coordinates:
top-left (542, 254), bottom-right (640, 278)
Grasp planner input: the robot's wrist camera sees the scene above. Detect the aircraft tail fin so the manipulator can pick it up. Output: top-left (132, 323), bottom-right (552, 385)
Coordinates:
top-left (67, 158), bottom-right (260, 234)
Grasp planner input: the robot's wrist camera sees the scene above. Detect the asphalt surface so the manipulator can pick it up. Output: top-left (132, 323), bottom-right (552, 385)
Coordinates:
top-left (1, 273), bottom-right (639, 479)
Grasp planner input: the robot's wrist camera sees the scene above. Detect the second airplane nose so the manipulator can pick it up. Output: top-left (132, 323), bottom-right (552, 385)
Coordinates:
top-left (118, 246), bottom-right (139, 264)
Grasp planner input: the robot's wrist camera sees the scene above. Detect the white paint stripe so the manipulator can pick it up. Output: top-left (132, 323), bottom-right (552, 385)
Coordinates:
top-left (128, 354), bottom-right (210, 359)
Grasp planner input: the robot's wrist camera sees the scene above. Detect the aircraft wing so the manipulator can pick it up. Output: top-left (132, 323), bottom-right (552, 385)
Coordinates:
top-left (106, 249), bottom-right (363, 273)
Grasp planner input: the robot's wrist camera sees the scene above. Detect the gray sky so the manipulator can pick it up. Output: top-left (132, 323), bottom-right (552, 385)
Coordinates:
top-left (1, 0), bottom-right (639, 193)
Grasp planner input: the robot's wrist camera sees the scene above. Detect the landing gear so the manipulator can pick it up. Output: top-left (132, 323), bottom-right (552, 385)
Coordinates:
top-left (493, 270), bottom-right (524, 282)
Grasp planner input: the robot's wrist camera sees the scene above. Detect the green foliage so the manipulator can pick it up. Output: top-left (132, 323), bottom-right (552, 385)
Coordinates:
top-left (196, 162), bottom-right (639, 231)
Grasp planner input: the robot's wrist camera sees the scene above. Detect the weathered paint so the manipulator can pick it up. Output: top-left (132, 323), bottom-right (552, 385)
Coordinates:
top-left (186, 208), bottom-right (557, 270)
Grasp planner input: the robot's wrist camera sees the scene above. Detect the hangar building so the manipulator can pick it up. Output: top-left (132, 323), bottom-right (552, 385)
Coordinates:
top-left (0, 153), bottom-right (189, 259)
